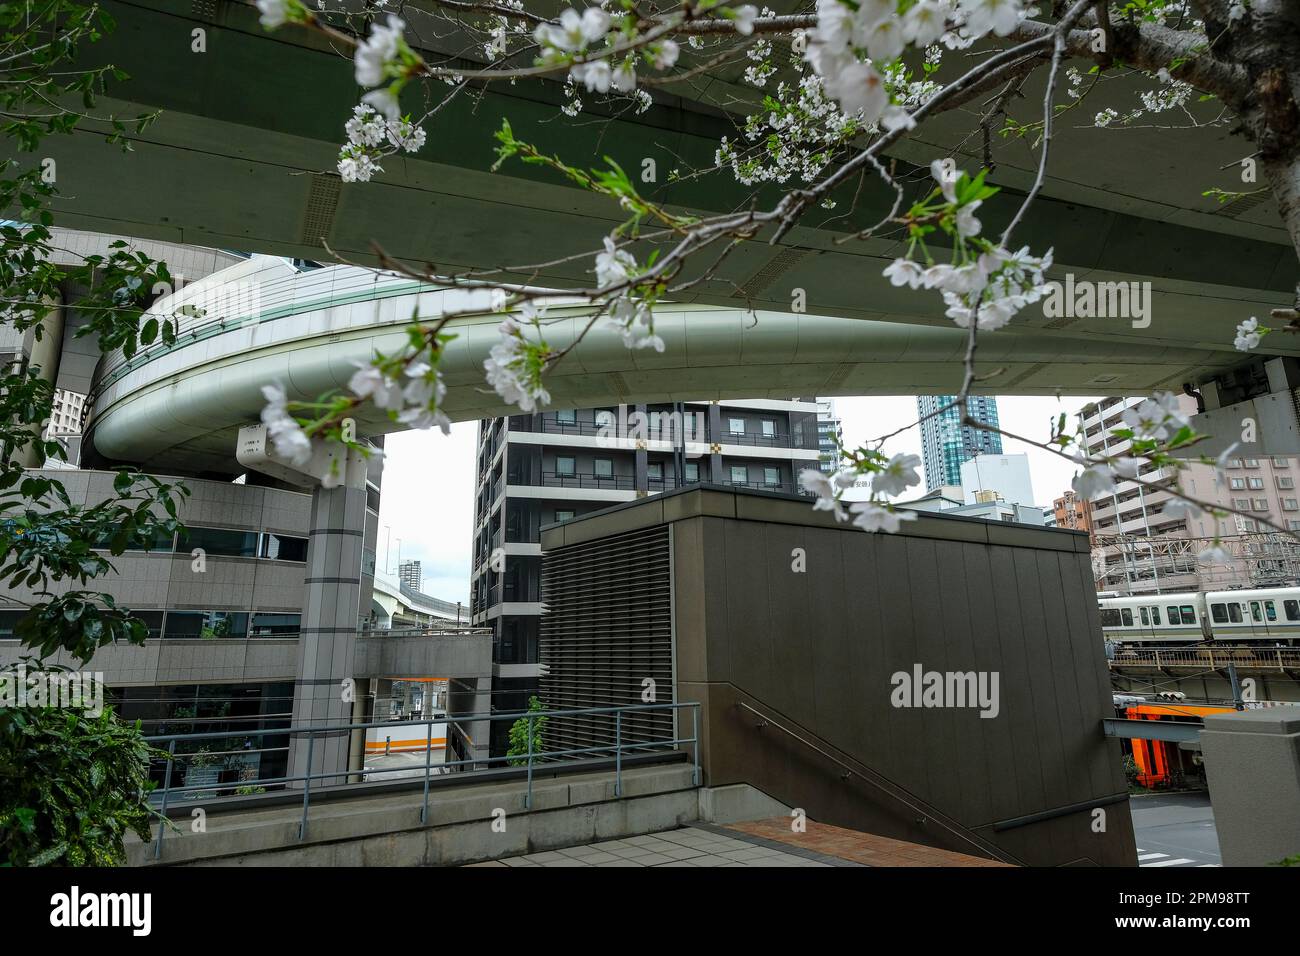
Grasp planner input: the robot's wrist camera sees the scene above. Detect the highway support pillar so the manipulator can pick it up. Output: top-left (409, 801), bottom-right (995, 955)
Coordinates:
top-left (287, 447), bottom-right (369, 789)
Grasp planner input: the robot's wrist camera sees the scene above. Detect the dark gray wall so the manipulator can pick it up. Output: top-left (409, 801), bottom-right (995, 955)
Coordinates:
top-left (543, 486), bottom-right (1137, 866)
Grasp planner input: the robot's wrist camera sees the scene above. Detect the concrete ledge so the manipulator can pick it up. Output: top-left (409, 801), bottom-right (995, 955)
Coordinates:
top-left (128, 763), bottom-right (698, 867)
top-left (699, 784), bottom-right (792, 825)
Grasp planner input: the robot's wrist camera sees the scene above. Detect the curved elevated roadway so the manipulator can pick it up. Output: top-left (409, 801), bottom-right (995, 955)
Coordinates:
top-left (84, 256), bottom-right (1244, 477)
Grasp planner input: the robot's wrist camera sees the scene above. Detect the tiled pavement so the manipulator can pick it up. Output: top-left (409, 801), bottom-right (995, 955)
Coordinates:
top-left (727, 818), bottom-right (1011, 867)
top-left (466, 823), bottom-right (843, 867)
top-left (468, 818), bottom-right (1007, 867)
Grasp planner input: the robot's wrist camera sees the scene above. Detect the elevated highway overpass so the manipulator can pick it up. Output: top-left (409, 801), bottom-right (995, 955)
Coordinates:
top-left (84, 256), bottom-right (1252, 476)
top-left (24, 0), bottom-right (1300, 429)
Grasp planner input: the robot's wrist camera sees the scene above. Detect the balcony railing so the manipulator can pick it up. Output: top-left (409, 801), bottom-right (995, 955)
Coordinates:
top-left (539, 471), bottom-right (635, 490)
top-left (720, 430), bottom-right (800, 448)
top-left (727, 479), bottom-right (810, 496)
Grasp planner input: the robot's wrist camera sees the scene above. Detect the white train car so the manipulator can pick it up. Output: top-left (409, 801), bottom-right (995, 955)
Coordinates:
top-left (1098, 592), bottom-right (1208, 643)
top-left (1203, 588), bottom-right (1300, 643)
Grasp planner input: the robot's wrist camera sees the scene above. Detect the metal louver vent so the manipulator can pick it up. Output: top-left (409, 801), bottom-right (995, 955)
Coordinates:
top-left (1211, 190), bottom-right (1271, 218)
top-left (731, 247), bottom-right (811, 299)
top-left (301, 173), bottom-right (342, 247)
top-left (539, 524), bottom-right (673, 756)
top-left (191, 0), bottom-right (217, 18)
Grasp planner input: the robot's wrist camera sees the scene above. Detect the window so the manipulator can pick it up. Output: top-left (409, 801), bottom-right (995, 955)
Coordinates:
top-left (1139, 607), bottom-right (1149, 625)
top-left (1286, 499), bottom-right (1300, 511)
top-left (261, 533), bottom-right (308, 562)
top-left (594, 459), bottom-right (613, 478)
top-left (1230, 477), bottom-right (1245, 490)
top-left (1251, 601), bottom-right (1263, 622)
top-left (1167, 606), bottom-right (1181, 625)
top-left (1151, 607), bottom-right (1161, 625)
top-left (1211, 603), bottom-right (1228, 623)
top-left (730, 465), bottom-right (748, 483)
top-left (556, 456), bottom-right (575, 476)
top-left (1228, 604), bottom-right (1243, 623)
top-left (1100, 608), bottom-right (1122, 627)
top-left (1243, 458), bottom-right (1259, 467)
top-left (557, 409), bottom-right (576, 425)
top-left (1266, 600), bottom-right (1278, 622)
top-left (1120, 608), bottom-right (1133, 626)
top-left (728, 418), bottom-right (745, 434)
top-left (1248, 477), bottom-right (1264, 489)
top-left (684, 462), bottom-right (699, 482)
top-left (1290, 520), bottom-right (1300, 531)
top-left (761, 420), bottom-right (776, 438)
top-left (1181, 605), bottom-right (1196, 624)
top-left (1227, 458), bottom-right (1243, 468)
top-left (1286, 600), bottom-right (1300, 621)
top-left (158, 611), bottom-right (199, 639)
top-left (555, 510), bottom-right (575, 522)
top-left (177, 527), bottom-right (258, 558)
top-left (763, 466), bottom-right (780, 485)
top-left (1253, 498), bottom-right (1269, 511)
top-left (647, 462), bottom-right (663, 480)
top-left (1274, 456), bottom-right (1291, 467)
top-left (1233, 498), bottom-right (1250, 510)
top-left (249, 613), bottom-right (301, 636)
top-left (92, 527), bottom-right (175, 552)
top-left (1279, 476), bottom-right (1295, 489)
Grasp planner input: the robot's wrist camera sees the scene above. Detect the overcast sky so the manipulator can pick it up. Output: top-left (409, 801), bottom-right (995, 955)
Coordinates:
top-left (378, 396), bottom-right (1100, 604)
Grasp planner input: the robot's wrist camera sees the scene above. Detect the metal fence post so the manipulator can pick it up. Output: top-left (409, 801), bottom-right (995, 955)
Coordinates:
top-left (524, 714), bottom-right (534, 810)
top-left (299, 731), bottom-right (315, 841)
top-left (421, 718), bottom-right (434, 824)
top-left (692, 705), bottom-right (700, 787)
top-left (614, 710), bottom-right (622, 798)
top-left (153, 738), bottom-right (176, 861)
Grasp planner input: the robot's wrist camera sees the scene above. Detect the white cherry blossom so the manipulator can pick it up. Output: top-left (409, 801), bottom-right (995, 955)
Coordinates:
top-left (260, 384), bottom-right (313, 466)
top-left (1234, 316), bottom-right (1261, 351)
top-left (355, 14), bottom-right (405, 88)
top-left (850, 500), bottom-right (918, 533)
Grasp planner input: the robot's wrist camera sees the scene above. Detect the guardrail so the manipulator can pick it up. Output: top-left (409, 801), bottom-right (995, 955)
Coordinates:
top-left (1109, 645), bottom-right (1300, 670)
top-left (143, 701), bottom-right (700, 859)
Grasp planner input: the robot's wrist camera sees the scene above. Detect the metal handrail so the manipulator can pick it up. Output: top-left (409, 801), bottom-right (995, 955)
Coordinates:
top-left (734, 700), bottom-right (1022, 866)
top-left (1108, 645), bottom-right (1300, 669)
top-left (145, 701), bottom-right (700, 860)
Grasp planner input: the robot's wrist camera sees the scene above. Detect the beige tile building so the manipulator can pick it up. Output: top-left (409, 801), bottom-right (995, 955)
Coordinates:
top-left (1081, 395), bottom-right (1300, 593)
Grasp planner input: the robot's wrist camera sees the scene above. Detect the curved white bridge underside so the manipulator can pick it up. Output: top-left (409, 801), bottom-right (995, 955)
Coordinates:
top-left (86, 257), bottom-right (1242, 476)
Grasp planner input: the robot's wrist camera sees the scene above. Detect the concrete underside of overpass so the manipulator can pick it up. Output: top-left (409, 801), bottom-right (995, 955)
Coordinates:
top-left (23, 0), bottom-right (1300, 431)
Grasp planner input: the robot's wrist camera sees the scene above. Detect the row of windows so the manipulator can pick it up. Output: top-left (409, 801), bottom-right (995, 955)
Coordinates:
top-left (1228, 476), bottom-right (1294, 490)
top-left (1229, 498), bottom-right (1300, 512)
top-left (555, 408), bottom-right (782, 438)
top-left (549, 458), bottom-right (783, 484)
top-left (1100, 604), bottom-right (1198, 627)
top-left (1225, 457), bottom-right (1291, 468)
top-left (102, 527), bottom-right (310, 561)
top-left (1210, 599), bottom-right (1300, 624)
top-left (0, 609), bottom-right (302, 640)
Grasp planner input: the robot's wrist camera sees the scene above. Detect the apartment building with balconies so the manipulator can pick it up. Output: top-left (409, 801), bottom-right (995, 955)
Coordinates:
top-left (468, 398), bottom-right (822, 756)
top-left (1080, 395), bottom-right (1300, 592)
